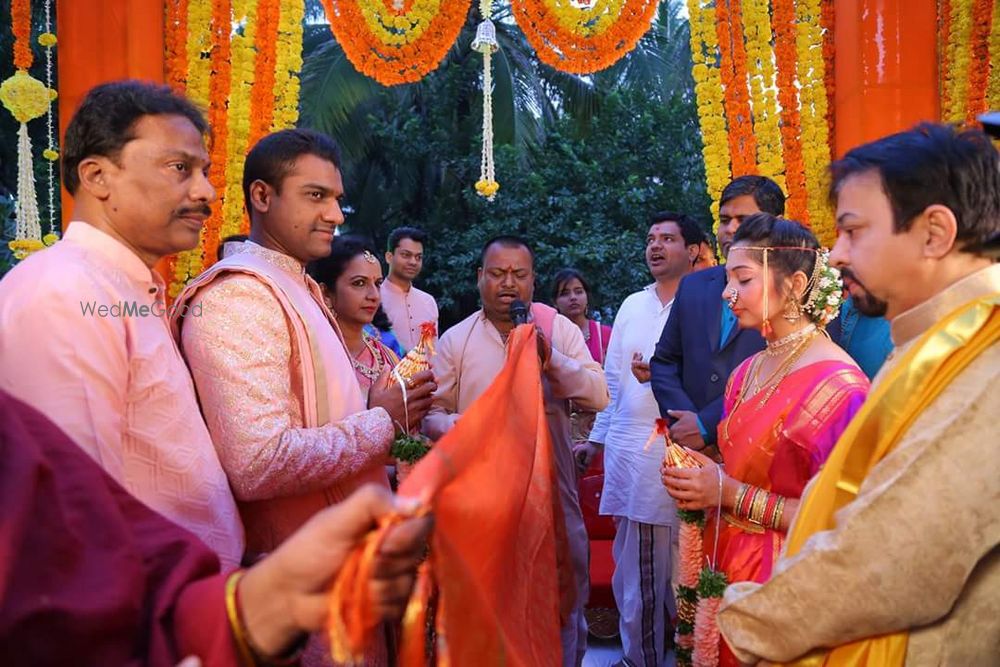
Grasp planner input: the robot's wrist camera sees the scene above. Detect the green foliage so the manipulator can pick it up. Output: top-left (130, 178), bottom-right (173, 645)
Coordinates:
top-left (696, 566), bottom-right (729, 598)
top-left (391, 433), bottom-right (433, 463)
top-left (678, 508), bottom-right (707, 526)
top-left (298, 1), bottom-right (709, 328)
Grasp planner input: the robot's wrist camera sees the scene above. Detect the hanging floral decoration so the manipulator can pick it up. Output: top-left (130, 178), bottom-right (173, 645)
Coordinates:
top-left (164, 0), bottom-right (306, 299)
top-left (318, 0), bottom-right (472, 86)
top-left (474, 0), bottom-right (500, 200)
top-left (795, 0), bottom-right (834, 244)
top-left (510, 0), bottom-right (660, 74)
top-left (687, 0), bottom-right (837, 248)
top-left (938, 0), bottom-right (995, 128)
top-left (2, 0), bottom-right (59, 260)
top-left (715, 0), bottom-right (757, 178)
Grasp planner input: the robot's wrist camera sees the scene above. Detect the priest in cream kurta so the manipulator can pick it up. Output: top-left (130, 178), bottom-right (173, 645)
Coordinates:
top-left (424, 238), bottom-right (608, 667)
top-left (717, 125), bottom-right (1000, 667)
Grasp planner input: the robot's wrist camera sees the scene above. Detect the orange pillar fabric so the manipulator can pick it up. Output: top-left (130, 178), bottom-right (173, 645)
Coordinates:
top-left (56, 0), bottom-right (165, 231)
top-left (833, 0), bottom-right (939, 158)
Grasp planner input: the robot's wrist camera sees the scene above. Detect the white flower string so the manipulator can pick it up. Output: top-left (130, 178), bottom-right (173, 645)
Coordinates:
top-left (43, 0), bottom-right (57, 240)
top-left (473, 0), bottom-right (499, 201)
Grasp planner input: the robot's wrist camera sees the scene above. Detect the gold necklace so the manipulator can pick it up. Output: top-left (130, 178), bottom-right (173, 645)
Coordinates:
top-left (765, 324), bottom-right (817, 357)
top-left (352, 334), bottom-right (384, 382)
top-left (724, 331), bottom-right (818, 442)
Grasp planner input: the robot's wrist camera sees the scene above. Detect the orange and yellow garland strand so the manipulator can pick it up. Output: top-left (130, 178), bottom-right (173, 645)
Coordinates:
top-left (687, 0), bottom-right (838, 247)
top-left (319, 0), bottom-right (471, 86)
top-left (511, 0), bottom-right (659, 74)
top-left (744, 0), bottom-right (784, 192)
top-left (715, 0), bottom-right (757, 178)
top-left (165, 0), bottom-right (305, 298)
top-left (795, 0), bottom-right (834, 245)
top-left (939, 0), bottom-right (996, 127)
top-left (687, 0), bottom-right (731, 238)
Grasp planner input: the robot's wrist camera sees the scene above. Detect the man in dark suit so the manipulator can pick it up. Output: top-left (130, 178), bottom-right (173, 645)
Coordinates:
top-left (650, 176), bottom-right (785, 453)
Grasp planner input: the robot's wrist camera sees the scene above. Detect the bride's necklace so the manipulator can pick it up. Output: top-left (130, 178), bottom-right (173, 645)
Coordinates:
top-left (352, 333), bottom-right (384, 382)
top-left (765, 324), bottom-right (817, 357)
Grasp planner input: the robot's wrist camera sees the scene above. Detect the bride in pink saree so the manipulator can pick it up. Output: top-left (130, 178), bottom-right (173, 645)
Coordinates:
top-left (662, 214), bottom-right (870, 667)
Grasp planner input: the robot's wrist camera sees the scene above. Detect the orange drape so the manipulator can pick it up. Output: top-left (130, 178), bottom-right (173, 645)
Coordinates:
top-left (833, 0), bottom-right (939, 158)
top-left (56, 0), bottom-right (166, 268)
top-left (330, 325), bottom-right (565, 665)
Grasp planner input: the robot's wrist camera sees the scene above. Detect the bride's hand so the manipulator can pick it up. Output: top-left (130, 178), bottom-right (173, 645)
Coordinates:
top-left (661, 450), bottom-right (725, 511)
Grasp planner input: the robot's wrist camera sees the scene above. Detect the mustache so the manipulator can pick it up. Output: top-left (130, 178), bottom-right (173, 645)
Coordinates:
top-left (174, 205), bottom-right (212, 218)
top-left (839, 267), bottom-right (863, 288)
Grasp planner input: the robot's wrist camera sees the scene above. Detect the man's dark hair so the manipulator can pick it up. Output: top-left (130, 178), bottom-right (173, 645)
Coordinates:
top-left (480, 235), bottom-right (535, 267)
top-left (62, 80), bottom-right (208, 195)
top-left (649, 211), bottom-right (705, 247)
top-left (387, 226), bottom-right (428, 252)
top-left (830, 122), bottom-right (1000, 254)
top-left (243, 129), bottom-right (342, 217)
top-left (720, 175), bottom-right (786, 216)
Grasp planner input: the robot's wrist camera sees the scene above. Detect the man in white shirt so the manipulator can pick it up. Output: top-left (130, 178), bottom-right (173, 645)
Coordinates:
top-left (380, 226), bottom-right (439, 351)
top-left (577, 212), bottom-right (703, 667)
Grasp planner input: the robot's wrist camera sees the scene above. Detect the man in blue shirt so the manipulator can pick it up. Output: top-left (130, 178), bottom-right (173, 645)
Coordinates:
top-left (650, 176), bottom-right (785, 454)
top-left (827, 270), bottom-right (894, 379)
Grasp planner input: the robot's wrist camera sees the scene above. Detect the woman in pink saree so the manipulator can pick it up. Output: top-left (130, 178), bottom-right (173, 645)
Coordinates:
top-left (662, 214), bottom-right (869, 666)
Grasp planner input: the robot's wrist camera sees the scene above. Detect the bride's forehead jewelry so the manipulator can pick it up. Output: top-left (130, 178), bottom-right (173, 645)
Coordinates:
top-left (362, 250), bottom-right (378, 264)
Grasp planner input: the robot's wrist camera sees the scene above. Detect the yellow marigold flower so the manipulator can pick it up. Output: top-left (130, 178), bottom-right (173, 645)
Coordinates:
top-left (38, 32), bottom-right (58, 47)
top-left (0, 71), bottom-right (50, 122)
top-left (42, 148), bottom-right (59, 161)
top-left (42, 232), bottom-right (60, 246)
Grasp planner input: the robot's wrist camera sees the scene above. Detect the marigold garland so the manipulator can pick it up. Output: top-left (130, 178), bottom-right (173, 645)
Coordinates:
top-left (796, 0), bottom-right (834, 242)
top-left (165, 0), bottom-right (190, 93)
top-left (964, 0), bottom-right (994, 125)
top-left (249, 0), bottom-right (279, 149)
top-left (687, 0), bottom-right (731, 238)
top-left (220, 0), bottom-right (259, 241)
top-left (940, 0), bottom-right (953, 116)
top-left (989, 0), bottom-right (1000, 110)
top-left (944, 0), bottom-right (974, 123)
top-left (12, 0), bottom-right (33, 70)
top-left (820, 0), bottom-right (835, 142)
top-left (271, 0), bottom-right (303, 129)
top-left (511, 0), bottom-right (659, 74)
top-left (744, 0), bottom-right (784, 192)
top-left (201, 0), bottom-right (234, 268)
top-left (320, 0), bottom-right (470, 86)
top-left (772, 0), bottom-right (808, 223)
top-left (715, 0), bottom-right (757, 178)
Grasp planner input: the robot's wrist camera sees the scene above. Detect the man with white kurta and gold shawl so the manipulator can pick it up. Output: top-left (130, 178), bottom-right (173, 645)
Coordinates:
top-left (717, 124), bottom-right (1000, 666)
top-left (424, 236), bottom-right (609, 667)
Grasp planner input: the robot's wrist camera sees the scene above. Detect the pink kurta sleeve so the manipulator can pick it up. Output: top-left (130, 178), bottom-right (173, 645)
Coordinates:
top-left (0, 267), bottom-right (129, 479)
top-left (179, 275), bottom-right (393, 501)
top-left (423, 321), bottom-right (462, 440)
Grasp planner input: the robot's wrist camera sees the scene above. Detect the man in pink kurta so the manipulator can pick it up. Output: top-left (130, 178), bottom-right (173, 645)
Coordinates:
top-left (0, 81), bottom-right (243, 569)
top-left (172, 130), bottom-right (435, 558)
top-left (424, 236), bottom-right (609, 667)
top-left (380, 226), bottom-right (439, 351)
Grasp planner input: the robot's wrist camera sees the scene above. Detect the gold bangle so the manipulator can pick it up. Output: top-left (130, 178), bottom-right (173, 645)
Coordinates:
top-left (750, 489), bottom-right (768, 525)
top-left (225, 571), bottom-right (257, 667)
top-left (733, 483), bottom-right (749, 516)
top-left (771, 496), bottom-right (786, 530)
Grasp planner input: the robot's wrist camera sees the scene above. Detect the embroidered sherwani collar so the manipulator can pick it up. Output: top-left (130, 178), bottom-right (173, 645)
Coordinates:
top-left (241, 240), bottom-right (306, 276)
top-left (890, 264), bottom-right (1000, 347)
